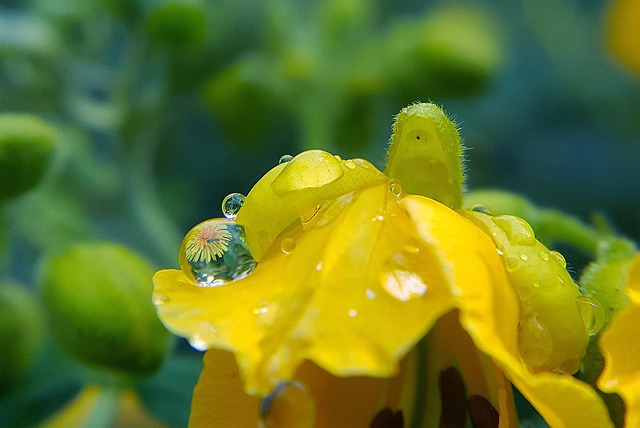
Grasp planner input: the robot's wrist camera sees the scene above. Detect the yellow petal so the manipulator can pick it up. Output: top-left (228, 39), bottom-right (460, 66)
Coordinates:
top-left (402, 196), bottom-right (612, 428)
top-left (598, 254), bottom-right (640, 427)
top-left (154, 183), bottom-right (453, 395)
top-left (607, 0), bottom-right (640, 76)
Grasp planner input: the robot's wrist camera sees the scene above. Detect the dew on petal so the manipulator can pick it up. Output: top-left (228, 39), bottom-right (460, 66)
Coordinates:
top-left (152, 294), bottom-right (169, 305)
top-left (494, 215), bottom-right (536, 246)
top-left (469, 204), bottom-right (492, 215)
top-left (278, 154), bottom-right (294, 164)
top-left (379, 253), bottom-right (428, 301)
top-left (518, 314), bottom-right (552, 367)
top-left (366, 288), bottom-right (376, 299)
top-left (549, 250), bottom-right (566, 268)
top-left (576, 295), bottom-right (605, 335)
top-left (280, 237), bottom-right (296, 254)
top-left (179, 219), bottom-right (257, 287)
top-left (221, 193), bottom-right (246, 219)
top-left (348, 309), bottom-right (358, 317)
top-left (344, 159), bottom-right (356, 170)
top-left (388, 179), bottom-right (403, 197)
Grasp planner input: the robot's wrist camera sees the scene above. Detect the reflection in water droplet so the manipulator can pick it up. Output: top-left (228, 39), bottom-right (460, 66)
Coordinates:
top-left (179, 219), bottom-right (257, 287)
top-left (538, 251), bottom-right (549, 261)
top-left (279, 154), bottom-right (294, 164)
top-left (494, 215), bottom-right (536, 245)
top-left (549, 250), bottom-right (566, 268)
top-left (344, 159), bottom-right (356, 170)
top-left (496, 248), bottom-right (504, 256)
top-left (388, 179), bottom-right (403, 197)
top-left (260, 381), bottom-right (315, 428)
top-left (518, 314), bottom-right (552, 367)
top-left (348, 309), bottom-right (358, 317)
top-left (254, 301), bottom-right (270, 315)
top-left (280, 238), bottom-right (296, 254)
top-left (222, 193), bottom-right (246, 219)
top-left (469, 204), bottom-right (492, 215)
top-left (379, 253), bottom-right (428, 301)
top-left (315, 261), bottom-right (323, 271)
top-left (520, 253), bottom-right (529, 261)
top-left (366, 289), bottom-right (376, 299)
top-left (576, 296), bottom-right (605, 335)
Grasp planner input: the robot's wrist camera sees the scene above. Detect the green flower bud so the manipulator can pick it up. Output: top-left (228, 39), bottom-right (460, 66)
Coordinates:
top-left (40, 243), bottom-right (171, 376)
top-left (0, 281), bottom-right (44, 394)
top-left (0, 114), bottom-right (56, 202)
top-left (144, 0), bottom-right (206, 47)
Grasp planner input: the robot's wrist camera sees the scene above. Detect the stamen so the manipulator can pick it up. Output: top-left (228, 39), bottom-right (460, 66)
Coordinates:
top-left (370, 407), bottom-right (404, 428)
top-left (466, 395), bottom-right (499, 428)
top-left (439, 367), bottom-right (468, 428)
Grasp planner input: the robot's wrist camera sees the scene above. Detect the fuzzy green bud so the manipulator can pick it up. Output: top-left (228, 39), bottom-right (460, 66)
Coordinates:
top-left (0, 114), bottom-right (56, 202)
top-left (40, 243), bottom-right (171, 376)
top-left (0, 281), bottom-right (44, 394)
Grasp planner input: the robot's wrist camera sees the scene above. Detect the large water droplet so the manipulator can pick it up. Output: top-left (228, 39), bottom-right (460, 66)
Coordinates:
top-left (518, 314), bottom-right (552, 367)
top-left (260, 381), bottom-right (315, 428)
top-left (494, 215), bottom-right (536, 246)
top-left (179, 219), bottom-right (257, 287)
top-left (188, 323), bottom-right (218, 351)
top-left (379, 253), bottom-right (428, 301)
top-left (279, 154), bottom-right (293, 164)
top-left (576, 295), bottom-right (605, 335)
top-left (344, 159), bottom-right (356, 170)
top-left (222, 193), bottom-right (246, 219)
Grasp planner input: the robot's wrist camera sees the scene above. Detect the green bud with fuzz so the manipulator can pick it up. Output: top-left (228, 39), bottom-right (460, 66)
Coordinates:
top-left (0, 114), bottom-right (56, 202)
top-left (40, 243), bottom-right (171, 376)
top-left (0, 281), bottom-right (44, 394)
top-left (385, 103), bottom-right (464, 209)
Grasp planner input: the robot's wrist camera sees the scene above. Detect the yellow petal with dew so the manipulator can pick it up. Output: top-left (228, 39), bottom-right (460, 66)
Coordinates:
top-left (402, 196), bottom-right (612, 428)
top-left (598, 254), bottom-right (640, 427)
top-left (154, 182), bottom-right (453, 395)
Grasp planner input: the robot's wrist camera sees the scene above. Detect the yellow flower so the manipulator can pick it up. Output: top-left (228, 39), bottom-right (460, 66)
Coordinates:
top-left (599, 254), bottom-right (640, 427)
top-left (153, 104), bottom-right (612, 427)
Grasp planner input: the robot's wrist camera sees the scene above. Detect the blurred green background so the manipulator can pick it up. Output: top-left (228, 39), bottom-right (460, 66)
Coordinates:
top-left (0, 0), bottom-right (638, 426)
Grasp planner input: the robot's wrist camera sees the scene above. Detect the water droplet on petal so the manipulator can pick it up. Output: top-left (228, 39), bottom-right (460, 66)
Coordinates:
top-left (388, 179), bottom-right (403, 197)
top-left (260, 381), bottom-right (314, 428)
top-left (504, 255), bottom-right (521, 272)
top-left (520, 253), bottom-right (529, 261)
top-left (494, 215), bottom-right (536, 246)
top-left (557, 357), bottom-right (581, 374)
top-left (403, 240), bottom-right (420, 254)
top-left (315, 261), bottom-right (323, 271)
top-left (496, 248), bottom-right (504, 256)
top-left (188, 323), bottom-right (218, 351)
top-left (278, 154), bottom-right (294, 164)
top-left (576, 296), bottom-right (605, 335)
top-left (379, 253), bottom-right (428, 301)
top-left (348, 309), bottom-right (358, 317)
top-left (280, 237), bottom-right (296, 254)
top-left (222, 193), bottom-right (246, 219)
top-left (366, 289), bottom-right (376, 299)
top-left (469, 204), bottom-right (492, 215)
top-left (179, 219), bottom-right (257, 287)
top-left (549, 250), bottom-right (566, 268)
top-left (538, 251), bottom-right (549, 261)
top-left (253, 301), bottom-right (270, 315)
top-left (518, 314), bottom-right (552, 367)
top-left (344, 159), bottom-right (356, 170)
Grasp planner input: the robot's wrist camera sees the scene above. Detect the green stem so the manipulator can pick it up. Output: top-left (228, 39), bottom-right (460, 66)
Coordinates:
top-left (533, 209), bottom-right (600, 255)
top-left (85, 387), bottom-right (121, 428)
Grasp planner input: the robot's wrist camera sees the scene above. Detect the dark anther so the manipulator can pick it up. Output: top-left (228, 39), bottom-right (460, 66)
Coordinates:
top-left (370, 407), bottom-right (404, 428)
top-left (439, 367), bottom-right (468, 428)
top-left (467, 395), bottom-right (499, 428)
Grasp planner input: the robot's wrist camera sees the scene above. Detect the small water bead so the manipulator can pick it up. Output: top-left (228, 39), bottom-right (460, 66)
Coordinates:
top-left (221, 193), bottom-right (246, 219)
top-left (152, 294), bottom-right (169, 305)
top-left (348, 309), bottom-right (358, 318)
top-left (388, 179), bottom-right (403, 197)
top-left (344, 159), bottom-right (356, 170)
top-left (280, 237), bottom-right (296, 254)
top-left (278, 154), bottom-right (293, 164)
top-left (504, 255), bottom-right (521, 272)
top-left (403, 240), bottom-right (420, 254)
top-left (519, 253), bottom-right (529, 261)
top-left (179, 219), bottom-right (257, 287)
top-left (549, 250), bottom-right (566, 268)
top-left (493, 215), bottom-right (536, 246)
top-left (469, 204), bottom-right (492, 215)
top-left (538, 251), bottom-right (549, 261)
top-left (576, 296), bottom-right (605, 335)
top-left (366, 288), bottom-right (376, 299)
top-left (188, 323), bottom-right (218, 351)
